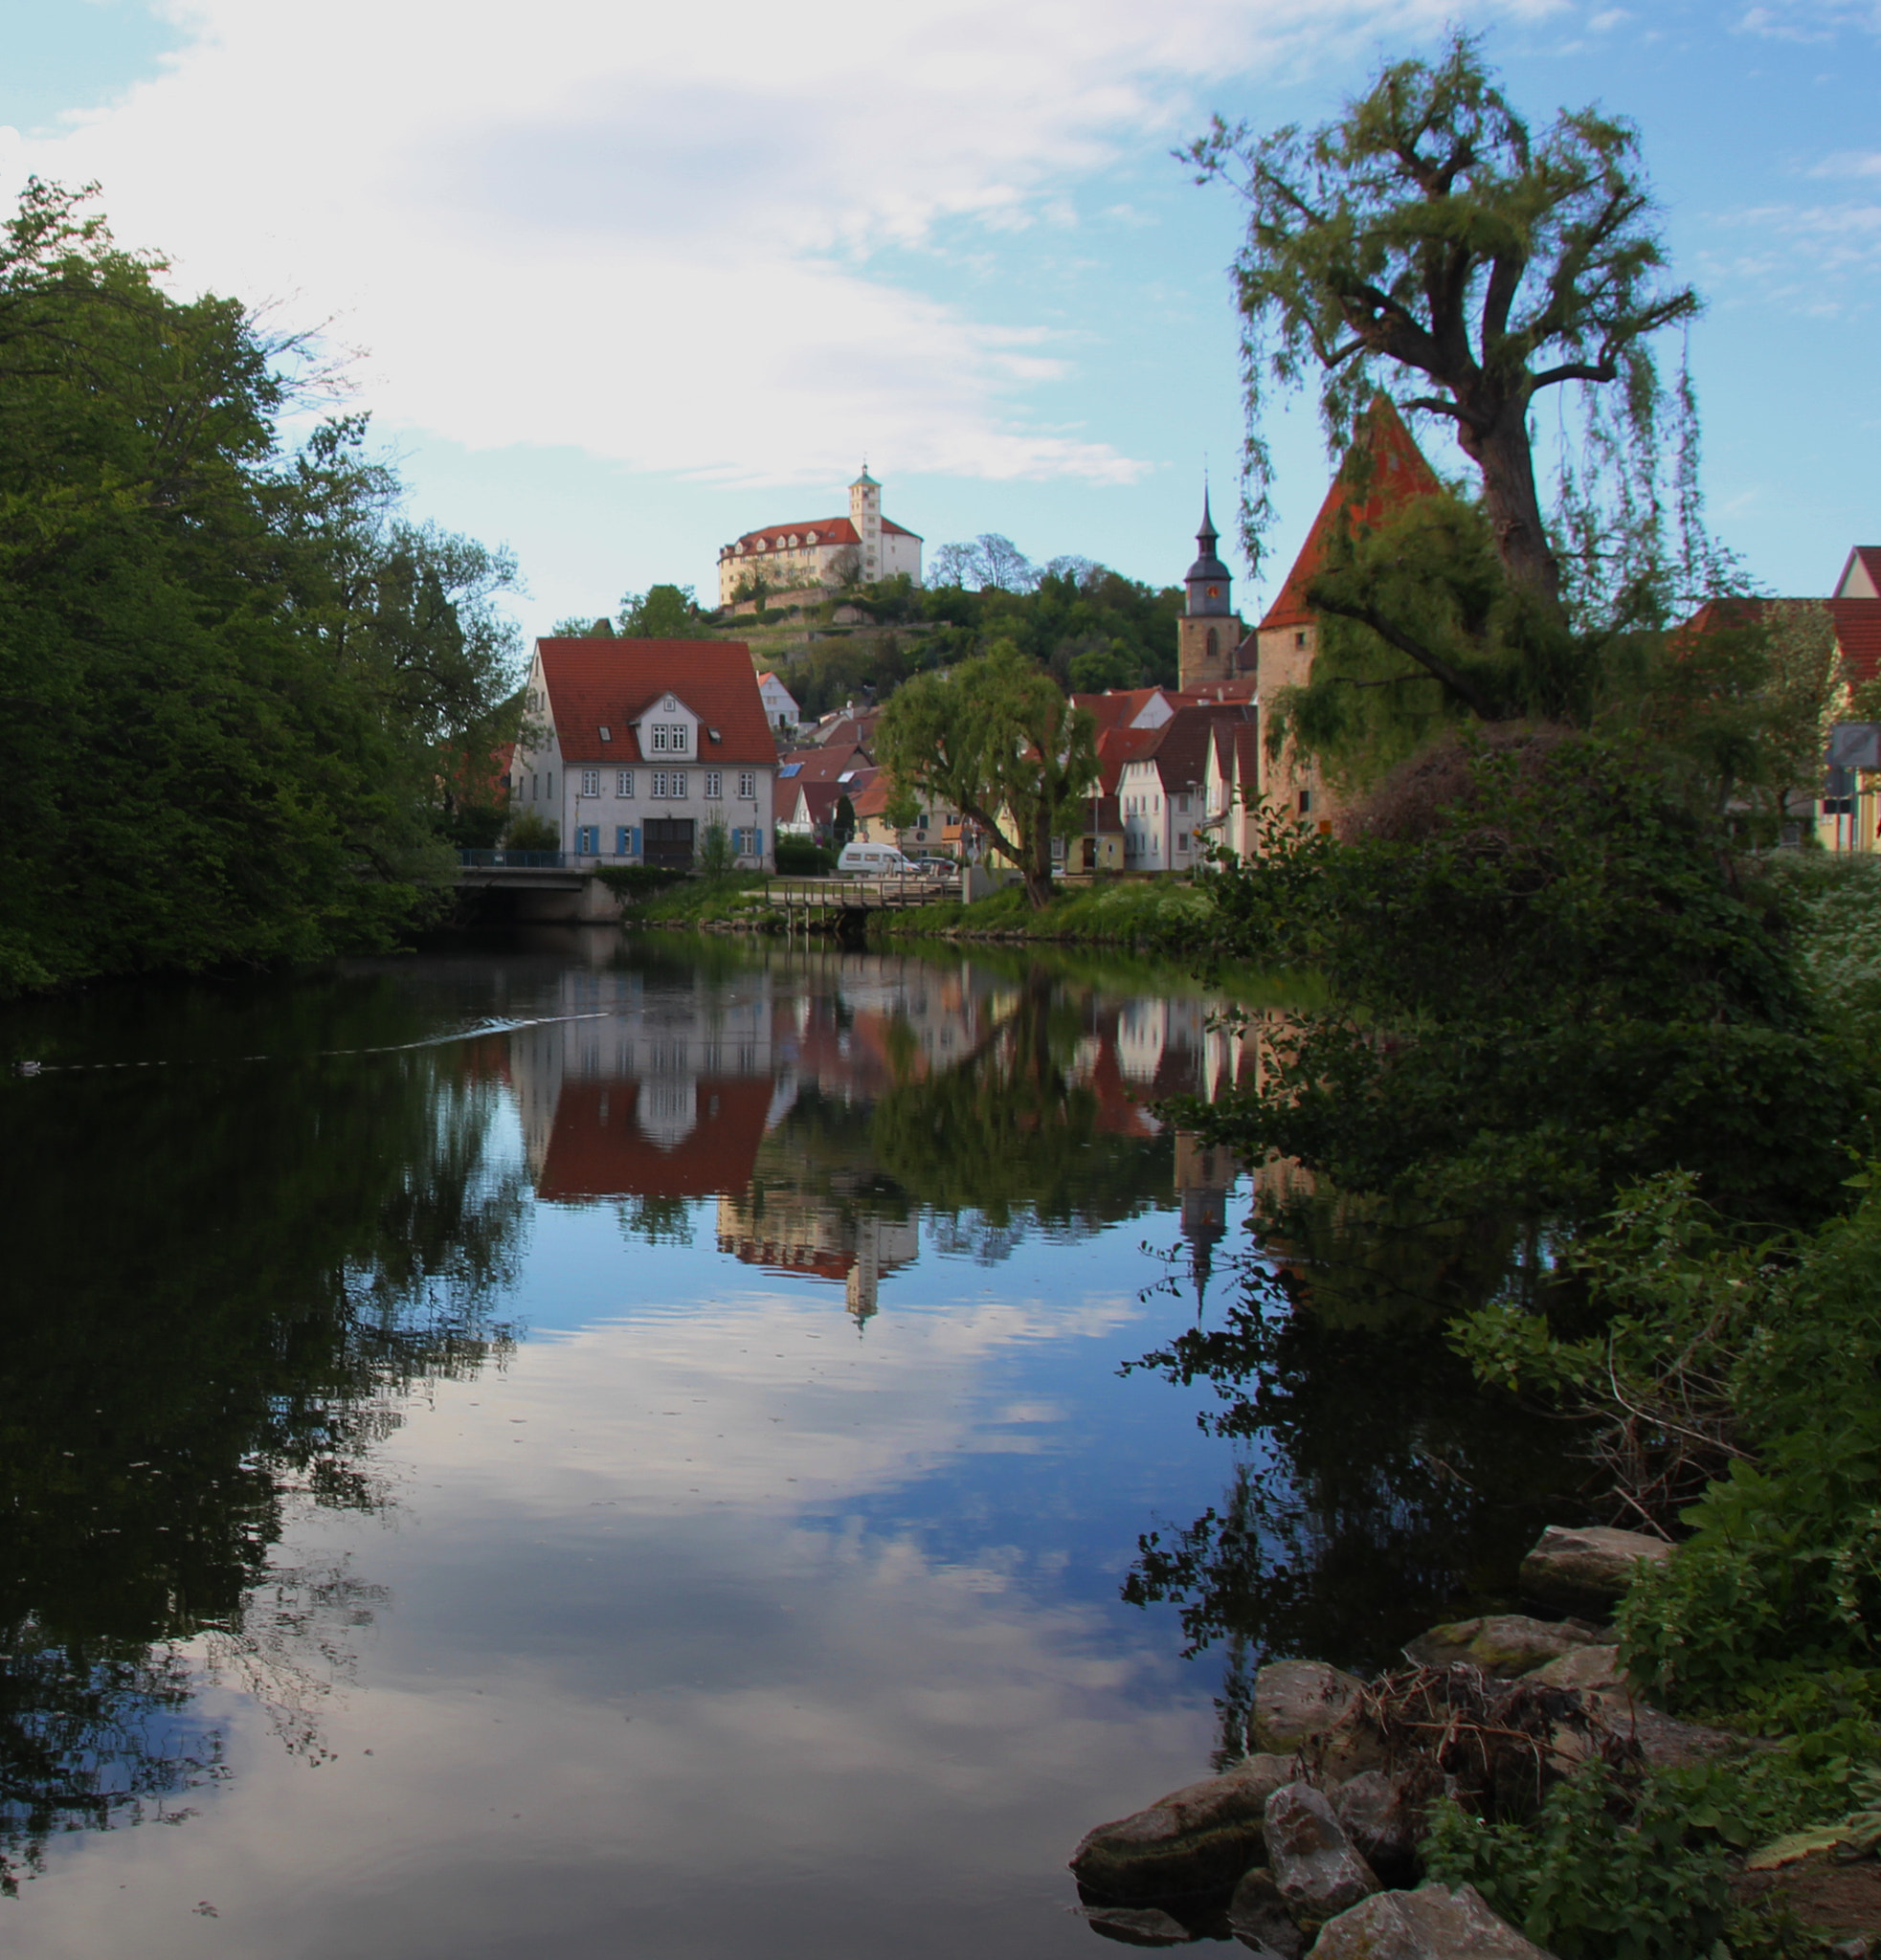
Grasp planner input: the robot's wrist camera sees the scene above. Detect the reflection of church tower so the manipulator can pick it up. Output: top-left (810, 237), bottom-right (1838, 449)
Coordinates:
top-left (1174, 1130), bottom-right (1235, 1309)
top-left (846, 1214), bottom-right (885, 1325)
top-left (850, 467), bottom-right (883, 583)
top-left (1176, 491), bottom-right (1247, 689)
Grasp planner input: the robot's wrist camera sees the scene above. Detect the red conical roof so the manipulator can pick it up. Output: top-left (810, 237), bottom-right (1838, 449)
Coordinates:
top-left (1258, 398), bottom-right (1444, 633)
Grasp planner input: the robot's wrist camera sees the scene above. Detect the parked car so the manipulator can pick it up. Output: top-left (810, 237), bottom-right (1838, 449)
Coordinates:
top-left (837, 841), bottom-right (919, 877)
top-left (911, 858), bottom-right (959, 880)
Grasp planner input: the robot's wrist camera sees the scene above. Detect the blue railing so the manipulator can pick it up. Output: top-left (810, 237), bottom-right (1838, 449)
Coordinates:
top-left (457, 849), bottom-right (568, 868)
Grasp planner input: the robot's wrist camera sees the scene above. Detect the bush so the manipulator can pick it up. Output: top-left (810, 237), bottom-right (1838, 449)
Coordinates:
top-left (504, 811), bottom-right (559, 852)
top-left (698, 815), bottom-right (735, 880)
top-left (774, 837), bottom-right (836, 876)
top-left (595, 865), bottom-right (684, 901)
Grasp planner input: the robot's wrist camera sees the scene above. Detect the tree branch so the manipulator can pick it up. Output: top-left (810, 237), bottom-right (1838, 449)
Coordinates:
top-left (1310, 593), bottom-right (1506, 721)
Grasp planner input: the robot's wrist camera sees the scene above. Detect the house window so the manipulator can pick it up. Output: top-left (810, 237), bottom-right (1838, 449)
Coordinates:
top-left (650, 723), bottom-right (688, 753)
top-left (616, 770), bottom-right (635, 797)
top-left (1177, 833), bottom-right (1190, 852)
top-left (651, 771), bottom-right (667, 799)
top-left (670, 771), bottom-right (687, 798)
top-left (548, 772), bottom-right (554, 798)
top-left (1178, 794), bottom-right (1189, 813)
top-left (705, 771), bottom-right (723, 799)
top-left (738, 770), bottom-right (756, 799)
top-left (581, 769), bottom-right (600, 796)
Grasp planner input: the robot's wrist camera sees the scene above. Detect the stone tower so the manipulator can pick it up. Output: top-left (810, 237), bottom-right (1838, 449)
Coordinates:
top-left (1176, 490), bottom-right (1246, 689)
top-left (849, 466), bottom-right (882, 582)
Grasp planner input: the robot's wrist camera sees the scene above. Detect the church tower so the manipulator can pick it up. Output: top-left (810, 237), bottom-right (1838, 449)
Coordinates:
top-left (849, 466), bottom-right (883, 583)
top-left (1176, 490), bottom-right (1246, 689)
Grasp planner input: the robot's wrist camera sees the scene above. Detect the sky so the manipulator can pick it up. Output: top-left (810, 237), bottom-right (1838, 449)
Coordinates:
top-left (1, 0), bottom-right (1876, 643)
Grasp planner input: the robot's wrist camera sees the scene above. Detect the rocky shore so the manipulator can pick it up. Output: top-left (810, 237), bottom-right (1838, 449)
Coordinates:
top-left (1066, 1526), bottom-right (1739, 1956)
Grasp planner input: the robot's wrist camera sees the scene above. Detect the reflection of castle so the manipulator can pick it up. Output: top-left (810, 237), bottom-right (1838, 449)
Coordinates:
top-left (715, 1192), bottom-right (918, 1323)
top-left (1174, 1130), bottom-right (1239, 1306)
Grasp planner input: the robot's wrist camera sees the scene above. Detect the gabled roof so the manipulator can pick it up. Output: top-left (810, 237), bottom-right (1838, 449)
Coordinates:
top-left (788, 780), bottom-right (845, 825)
top-left (1148, 704), bottom-right (1250, 793)
top-left (1072, 687), bottom-right (1176, 732)
top-left (536, 640), bottom-right (773, 766)
top-left (779, 741), bottom-right (872, 784)
top-left (1836, 548), bottom-right (1881, 601)
top-left (1094, 723), bottom-right (1164, 793)
top-left (1259, 397), bottom-right (1445, 633)
top-left (537, 1077), bottom-right (773, 1202)
top-left (728, 516), bottom-right (922, 555)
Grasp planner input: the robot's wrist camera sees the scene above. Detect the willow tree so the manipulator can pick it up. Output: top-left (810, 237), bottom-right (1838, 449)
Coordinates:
top-left (873, 642), bottom-right (1096, 908)
top-left (1187, 33), bottom-right (1699, 633)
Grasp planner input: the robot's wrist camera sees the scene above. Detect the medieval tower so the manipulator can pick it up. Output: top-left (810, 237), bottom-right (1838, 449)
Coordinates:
top-left (1176, 492), bottom-right (1247, 689)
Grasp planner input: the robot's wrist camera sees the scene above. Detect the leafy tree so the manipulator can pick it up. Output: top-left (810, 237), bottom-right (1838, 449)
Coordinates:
top-left (1183, 734), bottom-right (1856, 1227)
top-left (873, 643), bottom-right (1097, 908)
top-left (697, 813), bottom-right (735, 878)
top-left (831, 793), bottom-right (857, 848)
top-left (1188, 32), bottom-right (1699, 620)
top-left (618, 583), bottom-right (715, 638)
top-left (0, 180), bottom-right (523, 997)
top-left (928, 534), bottom-right (1039, 593)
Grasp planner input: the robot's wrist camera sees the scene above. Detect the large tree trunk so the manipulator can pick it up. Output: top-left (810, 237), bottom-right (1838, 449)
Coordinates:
top-left (1455, 395), bottom-right (1562, 612)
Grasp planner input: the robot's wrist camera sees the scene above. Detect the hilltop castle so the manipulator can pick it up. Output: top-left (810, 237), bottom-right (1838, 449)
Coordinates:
top-left (717, 469), bottom-right (924, 606)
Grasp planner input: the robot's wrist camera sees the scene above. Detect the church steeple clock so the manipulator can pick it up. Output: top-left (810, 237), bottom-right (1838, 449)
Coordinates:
top-left (1176, 489), bottom-right (1245, 689)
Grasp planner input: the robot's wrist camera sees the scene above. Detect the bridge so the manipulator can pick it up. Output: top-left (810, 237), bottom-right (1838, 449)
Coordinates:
top-left (763, 876), bottom-right (957, 922)
top-left (456, 851), bottom-right (622, 923)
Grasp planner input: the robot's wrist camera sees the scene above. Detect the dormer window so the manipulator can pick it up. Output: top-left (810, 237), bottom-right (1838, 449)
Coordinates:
top-left (650, 723), bottom-right (688, 754)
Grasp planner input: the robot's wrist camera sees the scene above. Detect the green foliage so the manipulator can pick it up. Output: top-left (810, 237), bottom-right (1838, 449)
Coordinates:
top-left (832, 793), bottom-right (857, 847)
top-left (504, 811), bottom-right (560, 852)
top-left (1185, 31), bottom-right (1698, 612)
top-left (873, 642), bottom-right (1098, 909)
top-left (877, 875), bottom-right (1212, 948)
top-left (1422, 1769), bottom-right (1739, 1960)
top-left (593, 863), bottom-right (684, 900)
top-left (697, 814), bottom-right (736, 880)
top-left (617, 583), bottom-right (716, 638)
top-left (1187, 734), bottom-right (1854, 1223)
top-left (1758, 856), bottom-right (1881, 1070)
top-left (0, 180), bottom-right (522, 997)
top-left (773, 837), bottom-right (836, 876)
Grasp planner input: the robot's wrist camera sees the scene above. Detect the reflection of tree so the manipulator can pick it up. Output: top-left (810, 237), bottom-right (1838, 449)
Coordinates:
top-left (0, 972), bottom-right (527, 1884)
top-left (868, 969), bottom-right (1174, 1234)
top-left (1124, 1242), bottom-right (1581, 1761)
top-left (618, 1195), bottom-right (695, 1246)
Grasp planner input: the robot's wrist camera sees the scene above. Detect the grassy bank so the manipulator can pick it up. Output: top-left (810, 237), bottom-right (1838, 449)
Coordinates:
top-left (870, 876), bottom-right (1212, 948)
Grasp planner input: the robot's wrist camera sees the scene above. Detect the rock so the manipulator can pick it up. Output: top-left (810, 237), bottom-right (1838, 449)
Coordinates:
top-left (1518, 1526), bottom-right (1671, 1613)
top-left (1227, 1867), bottom-right (1306, 1959)
top-left (1402, 1615), bottom-right (1599, 1679)
top-left (1070, 1756), bottom-right (1297, 1902)
top-left (1525, 1643), bottom-right (1628, 1693)
top-left (1331, 1770), bottom-right (1428, 1888)
top-left (1250, 1660), bottom-right (1365, 1755)
top-left (1076, 1905), bottom-right (1198, 1947)
top-left (1264, 1782), bottom-right (1379, 1931)
top-left (1581, 1691), bottom-right (1741, 1770)
top-left (1307, 1882), bottom-right (1559, 1958)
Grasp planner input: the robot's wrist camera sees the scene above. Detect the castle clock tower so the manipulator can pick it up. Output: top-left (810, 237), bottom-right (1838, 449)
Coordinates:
top-left (849, 466), bottom-right (883, 583)
top-left (1176, 491), bottom-right (1245, 689)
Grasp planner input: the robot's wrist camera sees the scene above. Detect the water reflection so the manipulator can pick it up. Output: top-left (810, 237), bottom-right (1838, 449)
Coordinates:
top-left (0, 936), bottom-right (1578, 1951)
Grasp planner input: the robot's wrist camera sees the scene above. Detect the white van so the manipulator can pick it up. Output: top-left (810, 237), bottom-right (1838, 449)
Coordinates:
top-left (838, 841), bottom-right (918, 877)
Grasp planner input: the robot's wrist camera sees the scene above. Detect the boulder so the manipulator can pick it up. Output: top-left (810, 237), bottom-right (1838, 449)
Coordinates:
top-left (1307, 1882), bottom-right (1558, 1959)
top-left (1518, 1526), bottom-right (1671, 1613)
top-left (1402, 1615), bottom-right (1599, 1679)
top-left (1247, 1654), bottom-right (1380, 1779)
top-left (1076, 1905), bottom-right (1198, 1947)
top-left (1071, 1756), bottom-right (1296, 1901)
top-left (1581, 1692), bottom-right (1741, 1770)
top-left (1226, 1867), bottom-right (1305, 1959)
top-left (1264, 1782), bottom-right (1379, 1931)
top-left (1525, 1643), bottom-right (1627, 1693)
top-left (1331, 1770), bottom-right (1427, 1888)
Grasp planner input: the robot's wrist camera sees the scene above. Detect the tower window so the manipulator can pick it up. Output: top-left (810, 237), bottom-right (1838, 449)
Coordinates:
top-left (1206, 628), bottom-right (1219, 660)
top-left (1294, 630), bottom-right (1308, 650)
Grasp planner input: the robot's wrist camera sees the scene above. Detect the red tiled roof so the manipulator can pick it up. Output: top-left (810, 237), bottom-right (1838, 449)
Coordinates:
top-left (728, 516), bottom-right (922, 556)
top-left (538, 640), bottom-right (773, 766)
top-left (1259, 397), bottom-right (1445, 633)
top-left (1072, 687), bottom-right (1174, 731)
top-left (1149, 704), bottom-right (1252, 794)
top-left (536, 1077), bottom-right (773, 1202)
top-left (1832, 598), bottom-right (1881, 687)
top-left (787, 780), bottom-right (845, 826)
top-left (1093, 723), bottom-right (1164, 793)
top-left (1174, 679), bottom-right (1258, 705)
top-left (779, 742), bottom-right (872, 783)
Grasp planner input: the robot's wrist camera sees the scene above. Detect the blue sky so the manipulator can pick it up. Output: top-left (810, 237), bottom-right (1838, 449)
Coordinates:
top-left (2, 0), bottom-right (1875, 641)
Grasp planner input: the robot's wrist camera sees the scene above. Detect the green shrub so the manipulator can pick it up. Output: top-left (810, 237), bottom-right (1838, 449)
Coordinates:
top-left (774, 837), bottom-right (836, 876)
top-left (595, 865), bottom-right (684, 901)
top-left (1422, 1769), bottom-right (1740, 1960)
top-left (698, 815), bottom-right (735, 880)
top-left (504, 811), bottom-right (559, 851)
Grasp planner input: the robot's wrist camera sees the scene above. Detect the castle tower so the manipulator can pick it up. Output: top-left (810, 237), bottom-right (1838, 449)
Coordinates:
top-left (849, 466), bottom-right (882, 583)
top-left (1176, 490), bottom-right (1246, 689)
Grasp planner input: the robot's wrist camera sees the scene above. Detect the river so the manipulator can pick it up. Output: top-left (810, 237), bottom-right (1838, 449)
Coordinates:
top-left (0, 928), bottom-right (1568, 1957)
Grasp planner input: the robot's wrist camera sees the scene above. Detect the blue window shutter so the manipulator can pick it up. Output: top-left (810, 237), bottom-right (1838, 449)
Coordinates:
top-left (631, 827), bottom-right (640, 858)
top-left (754, 827), bottom-right (763, 857)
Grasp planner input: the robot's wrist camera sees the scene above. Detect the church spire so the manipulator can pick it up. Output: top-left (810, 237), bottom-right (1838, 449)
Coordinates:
top-left (1185, 484), bottom-right (1232, 618)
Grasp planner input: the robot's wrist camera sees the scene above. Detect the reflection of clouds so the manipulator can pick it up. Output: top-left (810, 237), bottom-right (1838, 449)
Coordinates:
top-left (23, 1288), bottom-right (1213, 1959)
top-left (397, 1287), bottom-right (1139, 1519)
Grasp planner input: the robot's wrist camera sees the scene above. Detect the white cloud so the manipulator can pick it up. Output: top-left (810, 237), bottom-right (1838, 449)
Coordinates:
top-left (9, 0), bottom-right (1551, 492)
top-left (1811, 150), bottom-right (1881, 178)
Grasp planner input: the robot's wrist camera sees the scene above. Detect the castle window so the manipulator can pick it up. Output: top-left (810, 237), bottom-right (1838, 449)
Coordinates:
top-left (1295, 630), bottom-right (1308, 650)
top-left (1298, 790), bottom-right (1313, 815)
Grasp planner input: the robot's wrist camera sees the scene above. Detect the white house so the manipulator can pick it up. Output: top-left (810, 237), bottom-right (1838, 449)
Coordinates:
top-left (756, 671), bottom-right (801, 737)
top-left (717, 469), bottom-right (923, 605)
top-left (1116, 704), bottom-right (1254, 874)
top-left (510, 638), bottom-right (777, 871)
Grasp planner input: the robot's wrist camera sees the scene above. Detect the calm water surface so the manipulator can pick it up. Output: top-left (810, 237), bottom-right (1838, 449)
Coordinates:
top-left (0, 931), bottom-right (1565, 1958)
